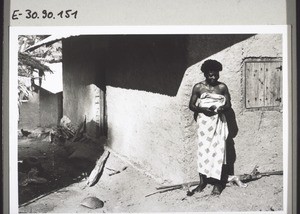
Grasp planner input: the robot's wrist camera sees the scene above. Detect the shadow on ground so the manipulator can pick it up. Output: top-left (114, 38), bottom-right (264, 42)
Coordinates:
top-left (18, 135), bottom-right (104, 205)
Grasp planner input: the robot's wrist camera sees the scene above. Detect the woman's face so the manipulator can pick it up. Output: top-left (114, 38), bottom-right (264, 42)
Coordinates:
top-left (205, 70), bottom-right (220, 85)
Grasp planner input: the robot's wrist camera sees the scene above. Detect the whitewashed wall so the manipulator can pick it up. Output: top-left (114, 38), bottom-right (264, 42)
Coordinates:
top-left (106, 34), bottom-right (283, 183)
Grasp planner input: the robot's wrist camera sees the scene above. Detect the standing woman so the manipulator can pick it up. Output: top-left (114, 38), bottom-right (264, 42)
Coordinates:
top-left (188, 59), bottom-right (231, 196)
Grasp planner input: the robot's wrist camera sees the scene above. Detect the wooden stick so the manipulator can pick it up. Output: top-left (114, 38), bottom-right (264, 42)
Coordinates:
top-left (59, 127), bottom-right (74, 138)
top-left (86, 150), bottom-right (110, 187)
top-left (145, 186), bottom-right (182, 197)
top-left (153, 167), bottom-right (284, 196)
top-left (109, 171), bottom-right (121, 176)
top-left (106, 167), bottom-right (118, 172)
top-left (258, 170), bottom-right (283, 176)
top-left (250, 165), bottom-right (259, 175)
top-left (157, 169), bottom-right (283, 190)
top-left (156, 181), bottom-right (199, 190)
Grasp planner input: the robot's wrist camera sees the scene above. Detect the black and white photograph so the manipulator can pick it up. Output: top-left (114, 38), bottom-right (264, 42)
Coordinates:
top-left (9, 26), bottom-right (289, 213)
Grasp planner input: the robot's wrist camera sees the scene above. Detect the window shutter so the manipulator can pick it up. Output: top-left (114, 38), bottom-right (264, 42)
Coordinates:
top-left (245, 60), bottom-right (282, 109)
top-left (264, 62), bottom-right (282, 107)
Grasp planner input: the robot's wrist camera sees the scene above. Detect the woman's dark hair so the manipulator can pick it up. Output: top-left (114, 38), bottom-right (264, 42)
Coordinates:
top-left (201, 59), bottom-right (223, 73)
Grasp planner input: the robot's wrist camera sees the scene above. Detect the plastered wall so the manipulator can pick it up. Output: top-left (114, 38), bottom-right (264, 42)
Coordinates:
top-left (62, 34), bottom-right (283, 183)
top-left (106, 87), bottom-right (187, 183)
top-left (39, 90), bottom-right (62, 127)
top-left (62, 37), bottom-right (105, 137)
top-left (19, 90), bottom-right (62, 129)
top-left (18, 92), bottom-right (40, 130)
top-left (179, 34), bottom-right (283, 179)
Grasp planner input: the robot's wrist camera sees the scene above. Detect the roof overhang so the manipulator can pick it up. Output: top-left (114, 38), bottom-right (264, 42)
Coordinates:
top-left (25, 34), bottom-right (79, 52)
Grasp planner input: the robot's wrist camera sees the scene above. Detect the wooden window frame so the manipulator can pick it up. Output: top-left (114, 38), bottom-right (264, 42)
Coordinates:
top-left (242, 57), bottom-right (282, 111)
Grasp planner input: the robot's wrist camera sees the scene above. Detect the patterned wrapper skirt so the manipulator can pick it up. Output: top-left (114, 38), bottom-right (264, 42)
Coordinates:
top-left (196, 92), bottom-right (229, 180)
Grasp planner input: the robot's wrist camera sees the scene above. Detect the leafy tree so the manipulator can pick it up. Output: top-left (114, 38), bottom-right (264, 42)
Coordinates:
top-left (17, 35), bottom-right (62, 115)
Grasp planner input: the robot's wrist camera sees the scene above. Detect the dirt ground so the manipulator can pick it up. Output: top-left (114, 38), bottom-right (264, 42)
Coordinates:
top-left (18, 135), bottom-right (283, 213)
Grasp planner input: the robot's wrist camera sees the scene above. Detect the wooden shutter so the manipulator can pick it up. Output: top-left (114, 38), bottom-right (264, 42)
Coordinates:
top-left (245, 60), bottom-right (282, 109)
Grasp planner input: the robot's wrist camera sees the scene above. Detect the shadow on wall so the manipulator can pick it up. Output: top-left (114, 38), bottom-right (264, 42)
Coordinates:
top-left (86, 119), bottom-right (107, 139)
top-left (186, 35), bottom-right (255, 67)
top-left (104, 34), bottom-right (254, 96)
top-left (104, 35), bottom-right (188, 96)
top-left (224, 108), bottom-right (238, 175)
top-left (65, 34), bottom-right (254, 97)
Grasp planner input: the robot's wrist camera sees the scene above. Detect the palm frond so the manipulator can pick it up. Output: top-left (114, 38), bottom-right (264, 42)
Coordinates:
top-left (18, 52), bottom-right (53, 74)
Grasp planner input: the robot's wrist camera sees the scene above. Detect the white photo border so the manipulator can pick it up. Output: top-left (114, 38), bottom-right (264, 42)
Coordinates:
top-left (9, 25), bottom-right (291, 214)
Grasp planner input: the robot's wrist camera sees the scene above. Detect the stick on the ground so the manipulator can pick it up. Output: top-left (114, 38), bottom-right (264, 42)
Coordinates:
top-left (86, 150), bottom-right (110, 187)
top-left (145, 186), bottom-right (181, 197)
top-left (106, 166), bottom-right (127, 176)
top-left (108, 171), bottom-right (120, 176)
top-left (156, 168), bottom-right (283, 191)
top-left (106, 167), bottom-right (118, 172)
top-left (239, 170), bottom-right (283, 182)
top-left (156, 181), bottom-right (199, 190)
top-left (146, 181), bottom-right (202, 197)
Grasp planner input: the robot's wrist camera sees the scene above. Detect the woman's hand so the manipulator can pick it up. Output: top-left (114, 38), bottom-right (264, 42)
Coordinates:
top-left (217, 106), bottom-right (225, 113)
top-left (200, 107), bottom-right (216, 116)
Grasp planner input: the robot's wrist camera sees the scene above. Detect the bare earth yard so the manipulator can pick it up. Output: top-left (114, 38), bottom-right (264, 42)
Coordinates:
top-left (18, 137), bottom-right (283, 213)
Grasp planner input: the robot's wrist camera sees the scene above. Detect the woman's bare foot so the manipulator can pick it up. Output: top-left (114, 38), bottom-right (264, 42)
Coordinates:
top-left (211, 183), bottom-right (224, 195)
top-left (186, 182), bottom-right (207, 196)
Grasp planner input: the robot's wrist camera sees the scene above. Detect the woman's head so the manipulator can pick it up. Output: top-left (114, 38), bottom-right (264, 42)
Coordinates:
top-left (201, 59), bottom-right (223, 74)
top-left (201, 60), bottom-right (223, 85)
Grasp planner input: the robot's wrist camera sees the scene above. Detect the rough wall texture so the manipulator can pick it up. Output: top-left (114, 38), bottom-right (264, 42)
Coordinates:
top-left (106, 87), bottom-right (186, 183)
top-left (62, 37), bottom-right (105, 137)
top-left (103, 35), bottom-right (192, 183)
top-left (62, 34), bottom-right (283, 183)
top-left (178, 34), bottom-right (283, 179)
top-left (19, 90), bottom-right (62, 129)
top-left (105, 34), bottom-right (282, 183)
top-left (39, 90), bottom-right (62, 127)
top-left (18, 92), bottom-right (40, 129)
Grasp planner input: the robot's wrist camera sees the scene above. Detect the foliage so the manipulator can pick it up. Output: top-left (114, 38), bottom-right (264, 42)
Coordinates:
top-left (18, 52), bottom-right (52, 77)
top-left (17, 35), bottom-right (62, 108)
top-left (19, 35), bottom-right (62, 63)
top-left (18, 78), bottom-right (31, 106)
